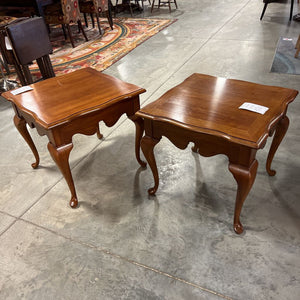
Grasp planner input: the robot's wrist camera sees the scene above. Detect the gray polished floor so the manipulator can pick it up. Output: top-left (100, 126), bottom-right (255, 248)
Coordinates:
top-left (0, 1), bottom-right (300, 299)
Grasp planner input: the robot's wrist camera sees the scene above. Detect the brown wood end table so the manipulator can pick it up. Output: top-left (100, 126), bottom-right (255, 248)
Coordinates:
top-left (136, 73), bottom-right (298, 234)
top-left (2, 67), bottom-right (146, 208)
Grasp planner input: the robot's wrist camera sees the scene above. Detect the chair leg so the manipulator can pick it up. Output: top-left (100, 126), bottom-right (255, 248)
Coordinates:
top-left (129, 1), bottom-right (133, 16)
top-left (106, 10), bottom-right (114, 30)
top-left (295, 35), bottom-right (300, 58)
top-left (260, 3), bottom-right (268, 20)
top-left (289, 0), bottom-right (294, 21)
top-left (90, 13), bottom-right (95, 28)
top-left (151, 0), bottom-right (155, 12)
top-left (77, 20), bottom-right (88, 42)
top-left (168, 0), bottom-right (171, 12)
top-left (83, 13), bottom-right (88, 27)
top-left (62, 24), bottom-right (67, 40)
top-left (66, 24), bottom-right (75, 48)
top-left (174, 0), bottom-right (178, 9)
top-left (95, 13), bottom-right (102, 35)
top-left (114, 0), bottom-right (118, 17)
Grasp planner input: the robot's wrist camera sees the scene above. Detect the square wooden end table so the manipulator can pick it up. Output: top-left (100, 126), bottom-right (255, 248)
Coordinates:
top-left (136, 73), bottom-right (298, 234)
top-left (2, 67), bottom-right (146, 208)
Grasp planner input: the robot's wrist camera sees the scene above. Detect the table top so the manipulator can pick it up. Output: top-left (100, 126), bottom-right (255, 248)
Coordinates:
top-left (136, 73), bottom-right (298, 148)
top-left (2, 67), bottom-right (146, 129)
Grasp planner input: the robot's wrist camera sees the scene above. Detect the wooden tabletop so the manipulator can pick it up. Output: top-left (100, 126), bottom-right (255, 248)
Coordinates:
top-left (137, 73), bottom-right (298, 148)
top-left (2, 68), bottom-right (146, 129)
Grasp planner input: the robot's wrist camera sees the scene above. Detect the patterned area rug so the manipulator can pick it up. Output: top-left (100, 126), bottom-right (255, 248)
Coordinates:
top-left (270, 37), bottom-right (300, 75)
top-left (8, 17), bottom-right (175, 80)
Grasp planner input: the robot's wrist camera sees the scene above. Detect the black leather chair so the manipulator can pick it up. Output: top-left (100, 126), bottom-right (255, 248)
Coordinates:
top-left (5, 17), bottom-right (55, 85)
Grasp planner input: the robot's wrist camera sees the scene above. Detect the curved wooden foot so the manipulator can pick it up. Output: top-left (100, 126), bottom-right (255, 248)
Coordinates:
top-left (70, 196), bottom-right (78, 208)
top-left (13, 114), bottom-right (40, 169)
top-left (266, 116), bottom-right (289, 176)
top-left (96, 125), bottom-right (103, 139)
top-left (191, 143), bottom-right (199, 153)
top-left (228, 160), bottom-right (258, 234)
top-left (47, 142), bottom-right (78, 208)
top-left (141, 135), bottom-right (160, 195)
top-left (130, 115), bottom-right (147, 168)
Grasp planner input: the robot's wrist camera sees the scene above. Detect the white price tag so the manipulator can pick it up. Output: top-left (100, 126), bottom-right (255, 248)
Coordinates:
top-left (11, 86), bottom-right (33, 95)
top-left (239, 102), bottom-right (269, 115)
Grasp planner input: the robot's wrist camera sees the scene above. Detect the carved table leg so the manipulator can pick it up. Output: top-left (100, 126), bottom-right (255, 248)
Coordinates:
top-left (141, 135), bottom-right (160, 195)
top-left (266, 116), bottom-right (289, 176)
top-left (96, 124), bottom-right (103, 139)
top-left (228, 159), bottom-right (258, 234)
top-left (47, 142), bottom-right (78, 208)
top-left (130, 115), bottom-right (147, 168)
top-left (13, 114), bottom-right (40, 169)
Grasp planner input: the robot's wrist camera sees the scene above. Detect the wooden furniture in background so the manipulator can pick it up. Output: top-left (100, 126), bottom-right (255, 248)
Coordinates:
top-left (136, 73), bottom-right (298, 234)
top-left (79, 0), bottom-right (113, 34)
top-left (2, 68), bottom-right (146, 208)
top-left (151, 0), bottom-right (177, 13)
top-left (43, 0), bottom-right (88, 48)
top-left (260, 0), bottom-right (294, 21)
top-left (5, 17), bottom-right (55, 85)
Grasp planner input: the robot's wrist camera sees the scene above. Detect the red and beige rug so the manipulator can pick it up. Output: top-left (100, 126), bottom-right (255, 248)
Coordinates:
top-left (10, 17), bottom-right (175, 80)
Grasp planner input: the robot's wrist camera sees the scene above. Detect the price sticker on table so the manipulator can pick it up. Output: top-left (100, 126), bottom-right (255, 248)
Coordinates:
top-left (239, 102), bottom-right (269, 115)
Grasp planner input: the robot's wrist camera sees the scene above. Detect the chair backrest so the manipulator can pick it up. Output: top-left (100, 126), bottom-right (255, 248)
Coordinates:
top-left (93, 0), bottom-right (108, 12)
top-left (6, 17), bottom-right (53, 65)
top-left (61, 0), bottom-right (81, 23)
top-left (5, 17), bottom-right (55, 85)
top-left (6, 17), bottom-right (52, 65)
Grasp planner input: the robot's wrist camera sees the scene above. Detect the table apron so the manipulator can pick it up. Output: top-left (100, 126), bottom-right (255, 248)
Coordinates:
top-left (146, 119), bottom-right (257, 167)
top-left (17, 96), bottom-right (141, 147)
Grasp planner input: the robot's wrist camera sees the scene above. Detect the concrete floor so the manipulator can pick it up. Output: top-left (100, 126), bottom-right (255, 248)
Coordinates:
top-left (0, 0), bottom-right (300, 299)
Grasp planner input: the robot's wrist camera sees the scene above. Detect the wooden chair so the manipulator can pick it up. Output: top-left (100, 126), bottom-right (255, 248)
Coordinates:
top-left (43, 0), bottom-right (88, 48)
top-left (260, 0), bottom-right (294, 21)
top-left (151, 0), bottom-right (177, 13)
top-left (114, 0), bottom-right (147, 17)
top-left (79, 0), bottom-right (113, 34)
top-left (295, 34), bottom-right (300, 58)
top-left (5, 17), bottom-right (55, 85)
top-left (0, 16), bottom-right (32, 85)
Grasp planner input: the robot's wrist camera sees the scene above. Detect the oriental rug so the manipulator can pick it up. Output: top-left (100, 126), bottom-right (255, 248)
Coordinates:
top-left (270, 36), bottom-right (300, 75)
top-left (8, 17), bottom-right (175, 80)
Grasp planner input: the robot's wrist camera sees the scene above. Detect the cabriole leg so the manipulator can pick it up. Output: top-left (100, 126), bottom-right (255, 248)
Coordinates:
top-left (266, 116), bottom-right (289, 176)
top-left (130, 115), bottom-right (147, 168)
top-left (141, 135), bottom-right (160, 195)
top-left (47, 142), bottom-right (78, 208)
top-left (228, 160), bottom-right (258, 234)
top-left (13, 114), bottom-right (40, 169)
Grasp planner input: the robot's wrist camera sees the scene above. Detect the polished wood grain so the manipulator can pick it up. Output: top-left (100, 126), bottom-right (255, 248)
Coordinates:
top-left (136, 73), bottom-right (298, 234)
top-left (2, 67), bottom-right (146, 208)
